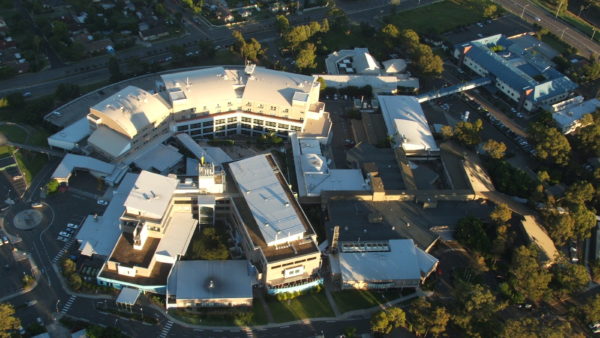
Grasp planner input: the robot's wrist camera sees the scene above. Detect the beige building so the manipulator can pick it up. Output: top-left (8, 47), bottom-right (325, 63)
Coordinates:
top-left (227, 154), bottom-right (322, 291)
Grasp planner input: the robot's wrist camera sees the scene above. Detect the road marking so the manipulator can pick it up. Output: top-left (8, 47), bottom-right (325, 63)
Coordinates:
top-left (61, 295), bottom-right (76, 314)
top-left (159, 320), bottom-right (174, 338)
top-left (52, 239), bottom-right (75, 263)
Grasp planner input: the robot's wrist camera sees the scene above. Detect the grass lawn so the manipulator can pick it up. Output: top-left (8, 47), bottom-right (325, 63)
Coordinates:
top-left (540, 33), bottom-right (571, 55)
top-left (266, 292), bottom-right (334, 323)
top-left (0, 125), bottom-right (28, 143)
top-left (169, 302), bottom-right (268, 326)
top-left (331, 289), bottom-right (405, 314)
top-left (387, 0), bottom-right (491, 35)
top-left (14, 150), bottom-right (46, 185)
top-left (0, 145), bottom-right (12, 157)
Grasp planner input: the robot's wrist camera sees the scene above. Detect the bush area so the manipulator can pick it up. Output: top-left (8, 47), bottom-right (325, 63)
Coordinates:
top-left (184, 226), bottom-right (230, 260)
top-left (483, 158), bottom-right (536, 198)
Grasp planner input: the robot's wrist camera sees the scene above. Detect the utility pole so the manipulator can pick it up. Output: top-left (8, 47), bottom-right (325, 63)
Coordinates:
top-left (521, 3), bottom-right (529, 19)
top-left (555, 1), bottom-right (563, 18)
top-left (561, 27), bottom-right (568, 40)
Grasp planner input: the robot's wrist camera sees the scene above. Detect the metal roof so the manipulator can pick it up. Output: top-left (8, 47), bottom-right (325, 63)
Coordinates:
top-left (52, 153), bottom-right (115, 181)
top-left (123, 171), bottom-right (178, 220)
top-left (229, 154), bottom-right (306, 246)
top-left (155, 213), bottom-right (197, 264)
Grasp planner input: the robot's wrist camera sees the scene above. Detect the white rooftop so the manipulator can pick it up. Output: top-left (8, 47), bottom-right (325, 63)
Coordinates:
top-left (243, 67), bottom-right (317, 109)
top-left (52, 153), bottom-right (115, 181)
top-left (90, 86), bottom-right (170, 139)
top-left (553, 98), bottom-right (600, 134)
top-left (382, 59), bottom-right (407, 74)
top-left (155, 213), bottom-right (197, 264)
top-left (167, 260), bottom-right (253, 302)
top-left (291, 134), bottom-right (367, 197)
top-left (87, 126), bottom-right (132, 159)
top-left (229, 154), bottom-right (305, 246)
top-left (124, 171), bottom-right (178, 220)
top-left (133, 143), bottom-right (183, 173)
top-left (378, 95), bottom-right (439, 153)
top-left (115, 287), bottom-right (141, 305)
top-left (338, 239), bottom-right (438, 284)
top-left (47, 117), bottom-right (91, 151)
top-left (77, 173), bottom-right (138, 257)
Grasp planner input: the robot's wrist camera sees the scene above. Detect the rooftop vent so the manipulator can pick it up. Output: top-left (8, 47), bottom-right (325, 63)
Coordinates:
top-left (208, 280), bottom-right (215, 289)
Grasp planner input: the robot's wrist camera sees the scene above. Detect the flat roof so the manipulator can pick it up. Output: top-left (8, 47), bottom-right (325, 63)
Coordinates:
top-left (243, 67), bottom-right (317, 109)
top-left (52, 153), bottom-right (115, 181)
top-left (115, 287), bottom-right (141, 305)
top-left (155, 213), bottom-right (197, 262)
top-left (123, 171), bottom-right (178, 220)
top-left (175, 133), bottom-right (231, 165)
top-left (291, 134), bottom-right (367, 197)
top-left (77, 173), bottom-right (138, 257)
top-left (378, 95), bottom-right (439, 153)
top-left (338, 239), bottom-right (438, 283)
top-left (229, 154), bottom-right (307, 246)
top-left (47, 117), bottom-right (91, 150)
top-left (90, 86), bottom-right (170, 139)
top-left (553, 98), bottom-right (600, 133)
top-left (99, 261), bottom-right (172, 286)
top-left (167, 260), bottom-right (253, 301)
top-left (109, 232), bottom-right (160, 268)
top-left (134, 143), bottom-right (183, 173)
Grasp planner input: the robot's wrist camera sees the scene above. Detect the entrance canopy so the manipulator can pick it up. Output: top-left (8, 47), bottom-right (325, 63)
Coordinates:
top-left (115, 287), bottom-right (141, 306)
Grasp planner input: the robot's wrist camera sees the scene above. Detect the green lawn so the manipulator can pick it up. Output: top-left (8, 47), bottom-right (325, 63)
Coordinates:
top-left (540, 33), bottom-right (571, 55)
top-left (169, 302), bottom-right (268, 326)
top-left (387, 0), bottom-right (492, 34)
top-left (331, 290), bottom-right (405, 314)
top-left (266, 292), bottom-right (334, 322)
top-left (0, 145), bottom-right (12, 157)
top-left (14, 150), bottom-right (46, 185)
top-left (0, 125), bottom-right (28, 143)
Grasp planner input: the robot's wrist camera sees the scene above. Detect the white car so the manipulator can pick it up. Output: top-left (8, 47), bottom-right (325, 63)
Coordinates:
top-left (97, 200), bottom-right (108, 206)
top-left (67, 223), bottom-right (79, 229)
top-left (2, 236), bottom-right (8, 244)
top-left (58, 231), bottom-right (70, 237)
top-left (56, 236), bottom-right (65, 241)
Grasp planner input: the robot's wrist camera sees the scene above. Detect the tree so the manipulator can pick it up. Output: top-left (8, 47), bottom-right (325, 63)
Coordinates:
top-left (232, 30), bottom-right (245, 51)
top-left (381, 24), bottom-right (400, 48)
top-left (582, 294), bottom-right (600, 323)
top-left (509, 245), bottom-right (552, 302)
top-left (453, 283), bottom-right (506, 337)
top-left (295, 43), bottom-right (317, 70)
top-left (371, 307), bottom-right (406, 335)
top-left (108, 57), bottom-right (122, 83)
top-left (580, 58), bottom-right (600, 82)
top-left (440, 125), bottom-right (454, 139)
top-left (197, 39), bottom-right (216, 59)
top-left (399, 29), bottom-right (420, 48)
top-left (531, 126), bottom-right (571, 166)
top-left (571, 203), bottom-right (596, 240)
top-left (241, 38), bottom-right (263, 62)
top-left (490, 203), bottom-right (512, 224)
top-left (320, 18), bottom-right (330, 33)
top-left (69, 273), bottom-right (82, 291)
top-left (191, 227), bottom-right (229, 260)
top-left (543, 210), bottom-right (575, 246)
top-left (413, 44), bottom-right (444, 75)
top-left (317, 77), bottom-right (327, 91)
top-left (284, 25), bottom-right (312, 50)
top-left (453, 119), bottom-right (483, 147)
top-left (6, 93), bottom-right (25, 109)
top-left (86, 325), bottom-right (126, 338)
top-left (408, 298), bottom-right (450, 337)
top-left (275, 15), bottom-right (289, 34)
top-left (483, 4), bottom-right (498, 18)
top-left (61, 258), bottom-right (76, 275)
top-left (483, 139), bottom-right (507, 159)
top-left (553, 263), bottom-right (591, 294)
top-left (500, 317), bottom-right (576, 338)
top-left (455, 216), bottom-right (490, 253)
top-left (576, 121), bottom-right (600, 157)
top-left (0, 303), bottom-right (21, 338)
top-left (564, 181), bottom-right (595, 206)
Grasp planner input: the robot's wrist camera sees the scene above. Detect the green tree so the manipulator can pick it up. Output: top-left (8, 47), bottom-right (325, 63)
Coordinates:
top-left (408, 298), bottom-right (450, 337)
top-left (455, 216), bottom-right (490, 253)
top-left (571, 203), bottom-right (596, 240)
top-left (582, 294), bottom-right (600, 323)
top-left (399, 28), bottom-right (420, 48)
top-left (295, 43), bottom-right (317, 70)
top-left (413, 44), bottom-right (444, 75)
top-left (552, 262), bottom-right (590, 294)
top-left (453, 119), bottom-right (483, 147)
top-left (275, 15), bottom-right (289, 34)
top-left (61, 258), bottom-right (76, 275)
top-left (108, 57), bottom-right (122, 83)
top-left (490, 203), bottom-right (512, 224)
top-left (576, 121), bottom-right (600, 157)
top-left (531, 126), bottom-right (571, 166)
top-left (499, 317), bottom-right (539, 338)
top-left (580, 59), bottom-right (600, 82)
top-left (317, 77), bottom-right (327, 91)
top-left (191, 227), bottom-right (229, 260)
top-left (453, 283), bottom-right (506, 337)
top-left (6, 93), bottom-right (25, 108)
top-left (68, 273), bottom-right (82, 291)
top-left (284, 25), bottom-right (312, 50)
top-left (86, 325), bottom-right (126, 338)
top-left (241, 38), bottom-right (263, 62)
top-left (564, 181), bottom-right (595, 205)
top-left (483, 139), bottom-right (507, 159)
top-left (371, 307), bottom-right (407, 335)
top-left (543, 210), bottom-right (575, 246)
top-left (0, 303), bottom-right (21, 338)
top-left (197, 39), bottom-right (216, 59)
top-left (381, 24), bottom-right (400, 48)
top-left (509, 245), bottom-right (552, 302)
top-left (483, 4), bottom-right (498, 18)
top-left (320, 18), bottom-right (330, 33)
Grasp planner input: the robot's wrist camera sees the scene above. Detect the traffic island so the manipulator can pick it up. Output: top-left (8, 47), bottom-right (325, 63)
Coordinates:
top-left (12, 209), bottom-right (44, 230)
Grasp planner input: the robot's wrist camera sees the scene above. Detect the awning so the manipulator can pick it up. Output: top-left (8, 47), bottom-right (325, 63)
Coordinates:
top-left (115, 287), bottom-right (141, 306)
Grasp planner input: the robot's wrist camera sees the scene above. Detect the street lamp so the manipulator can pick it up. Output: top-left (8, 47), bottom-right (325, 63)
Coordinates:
top-left (521, 3), bottom-right (529, 19)
top-left (555, 1), bottom-right (563, 18)
top-left (561, 27), bottom-right (568, 39)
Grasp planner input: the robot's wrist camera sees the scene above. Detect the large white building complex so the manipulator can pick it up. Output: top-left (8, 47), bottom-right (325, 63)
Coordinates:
top-left (49, 65), bottom-right (330, 162)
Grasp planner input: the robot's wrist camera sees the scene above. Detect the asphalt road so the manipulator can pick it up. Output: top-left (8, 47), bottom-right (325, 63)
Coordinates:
top-left (493, 0), bottom-right (600, 58)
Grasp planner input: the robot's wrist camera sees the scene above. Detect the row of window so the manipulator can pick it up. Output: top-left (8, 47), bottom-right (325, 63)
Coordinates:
top-left (270, 256), bottom-right (317, 270)
top-left (178, 121), bottom-right (302, 133)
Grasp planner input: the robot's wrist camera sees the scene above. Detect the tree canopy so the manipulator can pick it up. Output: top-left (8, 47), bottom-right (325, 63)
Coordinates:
top-left (370, 307), bottom-right (407, 335)
top-left (189, 227), bottom-right (229, 260)
top-left (0, 303), bottom-right (20, 338)
top-left (483, 139), bottom-right (507, 159)
top-left (490, 203), bottom-right (512, 224)
top-left (455, 216), bottom-right (490, 253)
top-left (530, 124), bottom-right (571, 166)
top-left (509, 245), bottom-right (551, 302)
top-left (295, 43), bottom-right (317, 70)
top-left (453, 119), bottom-right (484, 147)
top-left (408, 298), bottom-right (450, 337)
top-left (552, 262), bottom-right (590, 295)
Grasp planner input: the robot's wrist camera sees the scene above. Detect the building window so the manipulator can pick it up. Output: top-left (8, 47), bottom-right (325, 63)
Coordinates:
top-left (278, 123), bottom-right (289, 129)
top-left (290, 126), bottom-right (301, 132)
top-left (246, 102), bottom-right (252, 107)
top-left (215, 125), bottom-right (226, 131)
top-left (266, 121), bottom-right (276, 127)
top-left (191, 123), bottom-right (202, 129)
top-left (227, 117), bottom-right (237, 123)
top-left (191, 129), bottom-right (203, 135)
top-left (258, 104), bottom-right (264, 109)
top-left (216, 119), bottom-right (225, 124)
top-left (283, 109), bottom-right (289, 113)
top-left (203, 121), bottom-right (213, 127)
top-left (270, 106), bottom-right (277, 111)
top-left (241, 123), bottom-right (251, 129)
top-left (241, 117), bottom-right (251, 123)
top-left (177, 125), bottom-right (188, 131)
top-left (253, 126), bottom-right (264, 131)
top-left (253, 119), bottom-right (263, 125)
top-left (227, 102), bottom-right (232, 106)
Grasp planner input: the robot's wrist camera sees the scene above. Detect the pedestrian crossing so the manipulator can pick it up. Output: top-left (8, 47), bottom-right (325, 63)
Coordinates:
top-left (61, 296), bottom-right (76, 314)
top-left (242, 327), bottom-right (254, 337)
top-left (52, 240), bottom-right (75, 264)
top-left (159, 321), bottom-right (174, 338)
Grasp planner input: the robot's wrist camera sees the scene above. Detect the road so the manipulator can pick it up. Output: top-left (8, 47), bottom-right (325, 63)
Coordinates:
top-left (0, 0), bottom-right (437, 98)
top-left (493, 0), bottom-right (600, 58)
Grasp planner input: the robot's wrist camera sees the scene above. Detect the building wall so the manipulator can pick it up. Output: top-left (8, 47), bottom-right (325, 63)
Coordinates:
top-left (342, 278), bottom-right (420, 290)
top-left (264, 251), bottom-right (321, 286)
top-left (168, 297), bottom-right (252, 309)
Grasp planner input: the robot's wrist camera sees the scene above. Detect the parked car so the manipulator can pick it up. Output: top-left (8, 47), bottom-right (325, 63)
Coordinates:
top-left (97, 200), bottom-right (108, 206)
top-left (2, 236), bottom-right (8, 244)
top-left (58, 231), bottom-right (70, 237)
top-left (31, 202), bottom-right (43, 208)
top-left (67, 223), bottom-right (79, 229)
top-left (56, 236), bottom-right (65, 241)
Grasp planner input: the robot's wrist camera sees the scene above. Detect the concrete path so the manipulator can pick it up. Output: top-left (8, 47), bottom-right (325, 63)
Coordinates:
top-left (255, 290), bottom-right (275, 323)
top-left (323, 285), bottom-right (341, 317)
